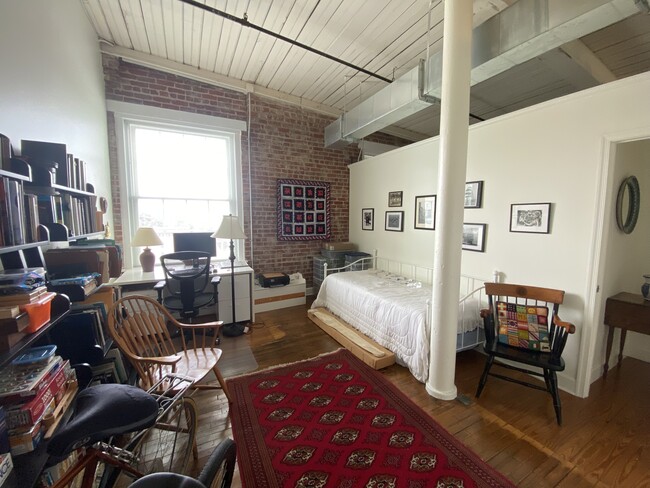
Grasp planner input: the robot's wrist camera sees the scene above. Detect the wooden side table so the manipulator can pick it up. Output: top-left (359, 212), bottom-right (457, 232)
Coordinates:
top-left (603, 292), bottom-right (650, 376)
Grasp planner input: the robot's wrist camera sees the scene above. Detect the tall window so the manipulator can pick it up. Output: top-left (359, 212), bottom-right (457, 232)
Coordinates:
top-left (110, 102), bottom-right (246, 269)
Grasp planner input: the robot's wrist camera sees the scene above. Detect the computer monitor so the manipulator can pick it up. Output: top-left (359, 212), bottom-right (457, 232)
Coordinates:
top-left (172, 232), bottom-right (217, 257)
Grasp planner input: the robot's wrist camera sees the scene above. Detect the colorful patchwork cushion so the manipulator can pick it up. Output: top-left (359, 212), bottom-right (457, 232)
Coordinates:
top-left (496, 301), bottom-right (551, 352)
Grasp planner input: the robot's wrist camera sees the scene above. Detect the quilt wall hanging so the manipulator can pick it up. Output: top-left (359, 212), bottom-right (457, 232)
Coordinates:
top-left (277, 179), bottom-right (330, 241)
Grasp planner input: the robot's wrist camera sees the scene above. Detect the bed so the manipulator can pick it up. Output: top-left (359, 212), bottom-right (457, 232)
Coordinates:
top-left (308, 255), bottom-right (486, 382)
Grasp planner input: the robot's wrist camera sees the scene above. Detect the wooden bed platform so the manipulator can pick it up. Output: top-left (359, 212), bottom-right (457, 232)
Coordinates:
top-left (308, 307), bottom-right (396, 370)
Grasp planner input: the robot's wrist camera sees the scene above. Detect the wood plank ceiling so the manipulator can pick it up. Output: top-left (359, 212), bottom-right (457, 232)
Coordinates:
top-left (81, 0), bottom-right (650, 142)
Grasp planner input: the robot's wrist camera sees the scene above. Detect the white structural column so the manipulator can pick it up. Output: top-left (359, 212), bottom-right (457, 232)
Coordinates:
top-left (426, 0), bottom-right (473, 400)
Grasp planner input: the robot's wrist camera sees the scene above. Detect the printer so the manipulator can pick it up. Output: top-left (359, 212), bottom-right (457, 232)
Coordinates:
top-left (258, 272), bottom-right (290, 288)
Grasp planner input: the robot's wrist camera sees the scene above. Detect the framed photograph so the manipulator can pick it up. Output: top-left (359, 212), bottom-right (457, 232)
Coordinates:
top-left (464, 181), bottom-right (483, 208)
top-left (385, 211), bottom-right (404, 232)
top-left (462, 223), bottom-right (486, 252)
top-left (388, 191), bottom-right (403, 207)
top-left (414, 195), bottom-right (436, 230)
top-left (510, 203), bottom-right (551, 233)
top-left (361, 208), bottom-right (374, 231)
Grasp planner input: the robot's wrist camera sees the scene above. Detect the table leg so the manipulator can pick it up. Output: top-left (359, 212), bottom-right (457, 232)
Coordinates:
top-left (618, 329), bottom-right (627, 367)
top-left (604, 325), bottom-right (615, 377)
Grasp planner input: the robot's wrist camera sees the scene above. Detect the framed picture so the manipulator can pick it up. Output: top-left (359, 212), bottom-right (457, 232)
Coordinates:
top-left (464, 181), bottom-right (483, 208)
top-left (462, 223), bottom-right (486, 252)
top-left (414, 195), bottom-right (436, 230)
top-left (385, 211), bottom-right (404, 232)
top-left (510, 203), bottom-right (551, 233)
top-left (362, 208), bottom-right (374, 231)
top-left (388, 191), bottom-right (403, 207)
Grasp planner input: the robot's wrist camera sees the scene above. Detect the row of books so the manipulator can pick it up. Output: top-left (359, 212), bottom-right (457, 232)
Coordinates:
top-left (0, 176), bottom-right (37, 247)
top-left (36, 191), bottom-right (99, 238)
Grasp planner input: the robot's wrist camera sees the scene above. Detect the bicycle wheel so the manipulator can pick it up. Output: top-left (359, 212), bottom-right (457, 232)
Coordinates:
top-left (197, 439), bottom-right (237, 488)
top-left (109, 397), bottom-right (198, 487)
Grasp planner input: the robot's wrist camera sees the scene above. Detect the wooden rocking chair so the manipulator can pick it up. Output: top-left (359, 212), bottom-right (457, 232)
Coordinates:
top-left (107, 295), bottom-right (231, 404)
top-left (476, 283), bottom-right (576, 425)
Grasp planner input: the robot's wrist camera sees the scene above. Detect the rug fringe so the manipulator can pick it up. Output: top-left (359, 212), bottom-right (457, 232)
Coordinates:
top-left (225, 347), bottom-right (345, 381)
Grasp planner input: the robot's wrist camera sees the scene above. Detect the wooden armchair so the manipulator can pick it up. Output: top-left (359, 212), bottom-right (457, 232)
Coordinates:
top-left (107, 295), bottom-right (231, 404)
top-left (475, 283), bottom-right (576, 425)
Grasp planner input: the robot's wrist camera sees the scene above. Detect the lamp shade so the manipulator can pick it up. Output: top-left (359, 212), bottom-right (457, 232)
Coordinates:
top-left (132, 227), bottom-right (163, 247)
top-left (211, 214), bottom-right (246, 240)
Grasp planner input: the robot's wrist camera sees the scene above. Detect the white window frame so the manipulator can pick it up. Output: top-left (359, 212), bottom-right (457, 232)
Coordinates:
top-left (108, 101), bottom-right (247, 269)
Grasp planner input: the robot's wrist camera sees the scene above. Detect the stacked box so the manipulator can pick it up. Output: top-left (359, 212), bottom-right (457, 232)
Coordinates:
top-left (320, 249), bottom-right (348, 268)
top-left (344, 252), bottom-right (372, 271)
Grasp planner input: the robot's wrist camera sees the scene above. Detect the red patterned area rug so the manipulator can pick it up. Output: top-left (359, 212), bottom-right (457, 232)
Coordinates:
top-left (227, 349), bottom-right (515, 488)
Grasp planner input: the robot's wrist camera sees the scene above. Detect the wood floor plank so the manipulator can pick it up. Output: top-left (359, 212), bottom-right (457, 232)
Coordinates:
top-left (179, 303), bottom-right (649, 487)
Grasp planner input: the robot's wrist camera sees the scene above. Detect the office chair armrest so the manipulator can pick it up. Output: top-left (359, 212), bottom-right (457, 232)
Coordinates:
top-left (554, 315), bottom-right (576, 334)
top-left (211, 275), bottom-right (221, 286)
top-left (154, 280), bottom-right (166, 302)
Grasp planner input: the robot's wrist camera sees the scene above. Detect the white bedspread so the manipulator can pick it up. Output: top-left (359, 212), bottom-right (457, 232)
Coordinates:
top-left (311, 269), bottom-right (483, 382)
top-left (312, 270), bottom-right (433, 382)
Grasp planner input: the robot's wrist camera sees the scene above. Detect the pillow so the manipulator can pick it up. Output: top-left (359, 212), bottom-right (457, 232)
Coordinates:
top-left (496, 301), bottom-right (550, 352)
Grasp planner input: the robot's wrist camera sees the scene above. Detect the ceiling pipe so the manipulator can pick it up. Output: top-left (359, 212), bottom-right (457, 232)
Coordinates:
top-left (324, 0), bottom-right (643, 148)
top-left (177, 0), bottom-right (392, 84)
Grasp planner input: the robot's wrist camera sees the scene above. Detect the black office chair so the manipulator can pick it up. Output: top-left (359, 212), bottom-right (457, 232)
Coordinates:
top-left (154, 251), bottom-right (220, 324)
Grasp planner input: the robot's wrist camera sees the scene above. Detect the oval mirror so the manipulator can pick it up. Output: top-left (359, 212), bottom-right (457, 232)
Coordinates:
top-left (615, 175), bottom-right (640, 234)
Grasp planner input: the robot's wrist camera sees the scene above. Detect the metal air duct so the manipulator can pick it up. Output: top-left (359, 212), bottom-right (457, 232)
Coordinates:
top-left (325, 0), bottom-right (642, 148)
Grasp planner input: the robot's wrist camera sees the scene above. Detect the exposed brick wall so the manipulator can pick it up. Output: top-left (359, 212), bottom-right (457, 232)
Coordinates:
top-left (102, 55), bottom-right (409, 288)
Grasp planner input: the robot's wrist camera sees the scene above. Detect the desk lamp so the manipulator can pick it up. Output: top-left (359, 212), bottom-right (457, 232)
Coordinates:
top-left (132, 227), bottom-right (163, 272)
top-left (212, 215), bottom-right (246, 327)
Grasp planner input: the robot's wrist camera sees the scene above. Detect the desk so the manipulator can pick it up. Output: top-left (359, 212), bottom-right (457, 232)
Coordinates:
top-left (603, 292), bottom-right (650, 376)
top-left (111, 265), bottom-right (255, 324)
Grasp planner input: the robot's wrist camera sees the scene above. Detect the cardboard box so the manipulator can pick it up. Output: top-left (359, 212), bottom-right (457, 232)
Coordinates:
top-left (5, 364), bottom-right (66, 429)
top-left (9, 420), bottom-right (43, 456)
top-left (0, 453), bottom-right (13, 487)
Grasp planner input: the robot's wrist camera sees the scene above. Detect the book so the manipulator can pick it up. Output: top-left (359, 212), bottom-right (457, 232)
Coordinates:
top-left (105, 348), bottom-right (128, 383)
top-left (0, 312), bottom-right (30, 333)
top-left (23, 193), bottom-right (39, 243)
top-left (0, 177), bottom-right (12, 246)
top-left (0, 286), bottom-right (47, 306)
top-left (6, 179), bottom-right (25, 246)
top-left (0, 307), bottom-right (19, 320)
top-left (0, 331), bottom-right (26, 353)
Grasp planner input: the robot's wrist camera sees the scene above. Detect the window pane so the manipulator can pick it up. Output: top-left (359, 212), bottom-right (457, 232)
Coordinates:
top-left (133, 127), bottom-right (230, 199)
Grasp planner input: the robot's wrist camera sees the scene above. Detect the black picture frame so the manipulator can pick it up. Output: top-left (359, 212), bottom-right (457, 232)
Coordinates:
top-left (509, 203), bottom-right (551, 233)
top-left (464, 181), bottom-right (483, 209)
top-left (362, 208), bottom-right (374, 231)
top-left (388, 191), bottom-right (403, 207)
top-left (385, 211), bottom-right (404, 232)
top-left (414, 195), bottom-right (436, 230)
top-left (462, 223), bottom-right (486, 252)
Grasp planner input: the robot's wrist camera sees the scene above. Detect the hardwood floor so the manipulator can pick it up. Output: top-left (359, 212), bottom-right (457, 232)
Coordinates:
top-left (188, 302), bottom-right (650, 487)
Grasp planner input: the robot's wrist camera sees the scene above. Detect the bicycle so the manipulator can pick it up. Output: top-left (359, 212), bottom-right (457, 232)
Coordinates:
top-left (44, 373), bottom-right (198, 488)
top-left (129, 438), bottom-right (237, 488)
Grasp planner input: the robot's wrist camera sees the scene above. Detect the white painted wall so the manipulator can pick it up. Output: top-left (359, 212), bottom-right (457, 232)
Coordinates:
top-left (0, 0), bottom-right (111, 225)
top-left (349, 72), bottom-right (650, 397)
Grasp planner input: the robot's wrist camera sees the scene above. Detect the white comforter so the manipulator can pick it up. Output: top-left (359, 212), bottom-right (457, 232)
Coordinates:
top-left (312, 270), bottom-right (433, 382)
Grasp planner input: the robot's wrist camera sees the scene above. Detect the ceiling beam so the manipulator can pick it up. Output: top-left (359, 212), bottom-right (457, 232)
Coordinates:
top-left (559, 39), bottom-right (618, 84)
